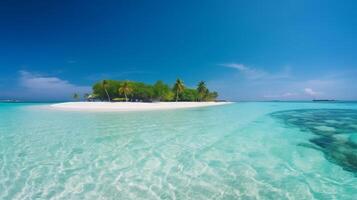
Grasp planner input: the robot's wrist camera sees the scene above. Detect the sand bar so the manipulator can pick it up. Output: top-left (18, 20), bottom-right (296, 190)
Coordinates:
top-left (49, 102), bottom-right (232, 112)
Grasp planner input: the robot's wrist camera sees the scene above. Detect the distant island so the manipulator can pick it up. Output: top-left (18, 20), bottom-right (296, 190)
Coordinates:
top-left (312, 99), bottom-right (336, 102)
top-left (75, 79), bottom-right (219, 102)
top-left (0, 99), bottom-right (20, 103)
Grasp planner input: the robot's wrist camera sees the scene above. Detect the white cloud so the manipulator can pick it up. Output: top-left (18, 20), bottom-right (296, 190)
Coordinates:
top-left (221, 63), bottom-right (291, 80)
top-left (282, 92), bottom-right (297, 97)
top-left (211, 63), bottom-right (357, 101)
top-left (20, 70), bottom-right (72, 90)
top-left (263, 92), bottom-right (298, 98)
top-left (304, 88), bottom-right (320, 96)
top-left (223, 63), bottom-right (247, 71)
top-left (18, 70), bottom-right (91, 100)
top-left (221, 63), bottom-right (267, 79)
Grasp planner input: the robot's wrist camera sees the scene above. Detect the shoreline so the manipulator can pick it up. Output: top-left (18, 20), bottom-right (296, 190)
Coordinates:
top-left (48, 102), bottom-right (232, 112)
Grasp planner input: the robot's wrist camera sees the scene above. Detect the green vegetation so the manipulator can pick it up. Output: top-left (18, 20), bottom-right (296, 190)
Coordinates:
top-left (153, 80), bottom-right (173, 101)
top-left (173, 79), bottom-right (185, 102)
top-left (197, 81), bottom-right (208, 101)
top-left (118, 81), bottom-right (133, 102)
top-left (83, 93), bottom-right (90, 101)
top-left (102, 80), bottom-right (111, 102)
top-left (72, 93), bottom-right (80, 101)
top-left (91, 79), bottom-right (219, 102)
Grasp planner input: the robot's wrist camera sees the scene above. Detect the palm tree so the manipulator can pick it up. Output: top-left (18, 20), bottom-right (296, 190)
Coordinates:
top-left (173, 79), bottom-right (185, 102)
top-left (102, 80), bottom-right (111, 102)
top-left (72, 93), bottom-right (80, 101)
top-left (197, 81), bottom-right (208, 101)
top-left (118, 81), bottom-right (133, 102)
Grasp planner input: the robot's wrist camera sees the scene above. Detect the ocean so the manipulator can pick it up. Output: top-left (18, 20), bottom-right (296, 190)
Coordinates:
top-left (0, 102), bottom-right (356, 199)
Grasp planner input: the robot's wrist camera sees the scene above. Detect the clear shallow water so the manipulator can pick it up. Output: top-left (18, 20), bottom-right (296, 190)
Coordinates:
top-left (0, 102), bottom-right (356, 199)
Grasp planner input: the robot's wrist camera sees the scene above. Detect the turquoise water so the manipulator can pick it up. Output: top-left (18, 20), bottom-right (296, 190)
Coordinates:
top-left (0, 102), bottom-right (356, 199)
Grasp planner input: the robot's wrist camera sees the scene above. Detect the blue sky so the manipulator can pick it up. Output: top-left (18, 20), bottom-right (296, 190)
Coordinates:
top-left (0, 0), bottom-right (357, 101)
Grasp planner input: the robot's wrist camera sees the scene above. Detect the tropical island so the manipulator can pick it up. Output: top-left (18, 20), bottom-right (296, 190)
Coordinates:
top-left (51, 79), bottom-right (230, 111)
top-left (87, 79), bottom-right (218, 102)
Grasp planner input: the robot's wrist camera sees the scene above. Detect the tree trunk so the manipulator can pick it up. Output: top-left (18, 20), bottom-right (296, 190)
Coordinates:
top-left (125, 93), bottom-right (128, 102)
top-left (104, 88), bottom-right (110, 102)
top-left (176, 90), bottom-right (178, 102)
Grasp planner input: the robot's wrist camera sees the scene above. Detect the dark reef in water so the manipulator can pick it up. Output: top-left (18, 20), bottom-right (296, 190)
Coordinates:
top-left (271, 109), bottom-right (357, 174)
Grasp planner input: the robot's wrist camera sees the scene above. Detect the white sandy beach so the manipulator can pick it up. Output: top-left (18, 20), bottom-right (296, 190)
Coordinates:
top-left (49, 102), bottom-right (231, 112)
